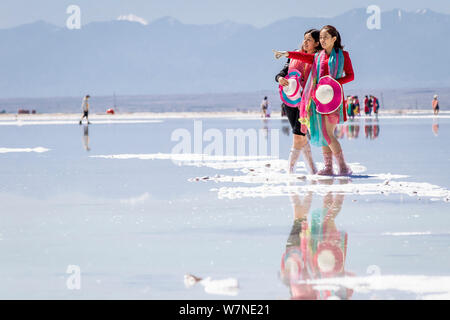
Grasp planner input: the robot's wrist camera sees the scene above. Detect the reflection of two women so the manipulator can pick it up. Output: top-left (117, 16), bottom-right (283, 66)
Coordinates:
top-left (280, 183), bottom-right (354, 300)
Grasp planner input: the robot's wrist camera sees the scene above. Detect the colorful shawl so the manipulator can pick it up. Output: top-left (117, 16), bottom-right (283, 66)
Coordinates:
top-left (288, 54), bottom-right (312, 89)
top-left (299, 49), bottom-right (346, 147)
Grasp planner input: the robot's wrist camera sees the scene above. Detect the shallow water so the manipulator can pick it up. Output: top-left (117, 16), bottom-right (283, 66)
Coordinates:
top-left (0, 115), bottom-right (449, 299)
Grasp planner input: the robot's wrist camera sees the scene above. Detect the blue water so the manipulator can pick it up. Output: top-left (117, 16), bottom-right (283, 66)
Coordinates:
top-left (0, 116), bottom-right (449, 299)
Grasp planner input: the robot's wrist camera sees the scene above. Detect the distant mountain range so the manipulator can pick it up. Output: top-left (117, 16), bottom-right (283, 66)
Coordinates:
top-left (0, 8), bottom-right (448, 99)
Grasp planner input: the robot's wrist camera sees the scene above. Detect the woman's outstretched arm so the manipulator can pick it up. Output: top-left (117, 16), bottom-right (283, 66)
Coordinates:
top-left (287, 51), bottom-right (315, 64)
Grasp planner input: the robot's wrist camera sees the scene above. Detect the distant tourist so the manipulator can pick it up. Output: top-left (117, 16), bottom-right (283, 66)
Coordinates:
top-left (260, 96), bottom-right (269, 118)
top-left (372, 95), bottom-right (380, 117)
top-left (354, 96), bottom-right (360, 116)
top-left (432, 95), bottom-right (439, 115)
top-left (346, 96), bottom-right (354, 119)
top-left (79, 95), bottom-right (91, 125)
top-left (364, 95), bottom-right (370, 115)
top-left (368, 95), bottom-right (373, 115)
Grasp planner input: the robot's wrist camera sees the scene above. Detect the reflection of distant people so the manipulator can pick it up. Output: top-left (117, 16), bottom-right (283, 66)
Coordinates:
top-left (282, 123), bottom-right (291, 136)
top-left (82, 125), bottom-right (90, 151)
top-left (261, 96), bottom-right (269, 118)
top-left (373, 122), bottom-right (380, 139)
top-left (432, 95), bottom-right (439, 115)
top-left (364, 118), bottom-right (372, 139)
top-left (340, 123), bottom-right (360, 140)
top-left (364, 118), bottom-right (380, 140)
top-left (365, 126), bottom-right (372, 139)
top-left (432, 118), bottom-right (439, 136)
top-left (79, 94), bottom-right (91, 125)
top-left (336, 125), bottom-right (345, 139)
top-left (281, 186), bottom-right (354, 300)
top-left (262, 119), bottom-right (269, 140)
top-left (349, 123), bottom-right (360, 139)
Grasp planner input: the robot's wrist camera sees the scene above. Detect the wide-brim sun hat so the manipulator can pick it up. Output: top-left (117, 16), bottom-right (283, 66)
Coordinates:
top-left (280, 248), bottom-right (304, 283)
top-left (279, 70), bottom-right (302, 107)
top-left (313, 242), bottom-right (344, 277)
top-left (313, 76), bottom-right (343, 114)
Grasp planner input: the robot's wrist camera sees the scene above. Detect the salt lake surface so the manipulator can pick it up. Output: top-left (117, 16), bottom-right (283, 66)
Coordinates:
top-left (0, 114), bottom-right (449, 299)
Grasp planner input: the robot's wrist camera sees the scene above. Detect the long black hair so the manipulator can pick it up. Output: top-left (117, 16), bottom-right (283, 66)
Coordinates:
top-left (321, 25), bottom-right (344, 52)
top-left (304, 28), bottom-right (323, 51)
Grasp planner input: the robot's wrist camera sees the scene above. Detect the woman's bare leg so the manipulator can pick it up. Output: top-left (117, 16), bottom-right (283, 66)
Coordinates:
top-left (288, 134), bottom-right (307, 174)
top-left (293, 134), bottom-right (307, 150)
top-left (323, 118), bottom-right (341, 154)
top-left (324, 117), bottom-right (352, 175)
top-left (317, 120), bottom-right (339, 175)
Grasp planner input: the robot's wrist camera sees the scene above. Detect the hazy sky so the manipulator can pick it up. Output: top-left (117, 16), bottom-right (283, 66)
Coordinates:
top-left (1, 0), bottom-right (449, 28)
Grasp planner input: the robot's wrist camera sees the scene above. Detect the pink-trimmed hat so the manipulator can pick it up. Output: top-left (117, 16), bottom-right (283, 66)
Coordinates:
top-left (313, 76), bottom-right (343, 114)
top-left (313, 242), bottom-right (344, 277)
top-left (279, 70), bottom-right (302, 107)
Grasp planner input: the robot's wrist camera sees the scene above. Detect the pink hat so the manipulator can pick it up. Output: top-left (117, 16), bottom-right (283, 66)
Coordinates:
top-left (279, 70), bottom-right (302, 107)
top-left (313, 242), bottom-right (344, 277)
top-left (313, 76), bottom-right (343, 114)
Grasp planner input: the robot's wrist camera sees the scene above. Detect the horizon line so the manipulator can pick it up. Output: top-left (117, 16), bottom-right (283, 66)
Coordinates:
top-left (0, 85), bottom-right (447, 101)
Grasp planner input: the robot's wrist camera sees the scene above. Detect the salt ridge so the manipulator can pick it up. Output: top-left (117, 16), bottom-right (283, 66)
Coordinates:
top-left (382, 231), bottom-right (433, 236)
top-left (0, 147), bottom-right (50, 153)
top-left (89, 153), bottom-right (450, 202)
top-left (0, 120), bottom-right (163, 126)
top-left (299, 275), bottom-right (450, 299)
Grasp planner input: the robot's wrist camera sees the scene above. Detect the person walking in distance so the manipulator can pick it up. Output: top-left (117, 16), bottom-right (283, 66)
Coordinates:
top-left (79, 95), bottom-right (91, 125)
top-left (261, 96), bottom-right (269, 118)
top-left (432, 95), bottom-right (440, 115)
top-left (372, 95), bottom-right (380, 118)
